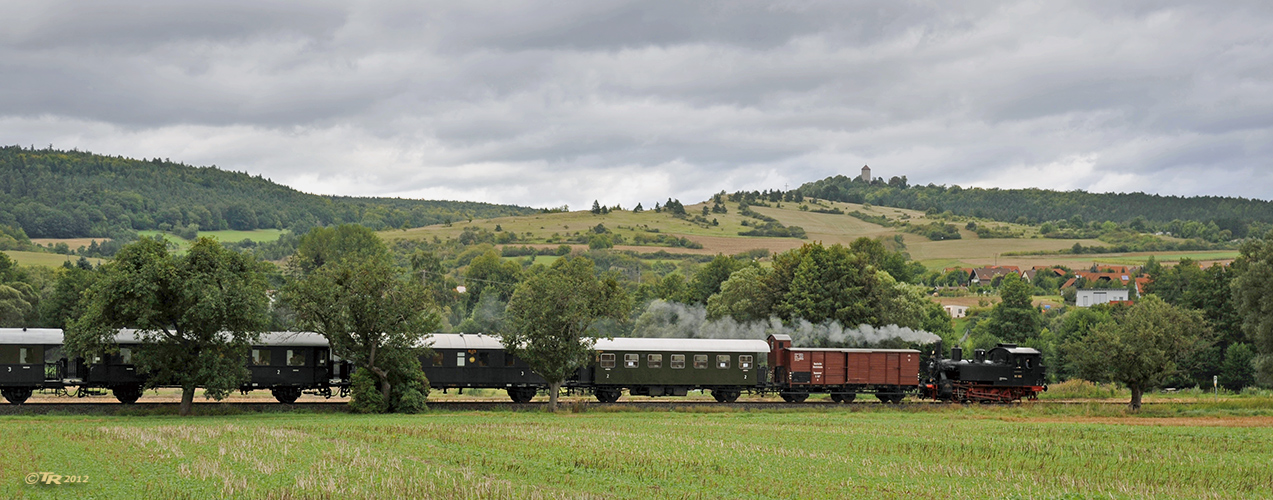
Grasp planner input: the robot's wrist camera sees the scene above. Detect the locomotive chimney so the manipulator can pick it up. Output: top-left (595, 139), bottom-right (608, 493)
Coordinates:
top-left (951, 346), bottom-right (962, 362)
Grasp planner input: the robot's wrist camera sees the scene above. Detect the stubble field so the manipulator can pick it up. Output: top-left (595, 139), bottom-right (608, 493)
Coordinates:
top-left (4, 401), bottom-right (1272, 500)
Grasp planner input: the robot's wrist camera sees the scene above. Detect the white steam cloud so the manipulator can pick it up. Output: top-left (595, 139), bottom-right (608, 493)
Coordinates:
top-left (631, 300), bottom-right (940, 346)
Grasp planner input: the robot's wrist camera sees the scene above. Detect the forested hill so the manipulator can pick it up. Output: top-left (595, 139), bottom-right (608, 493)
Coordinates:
top-left (798, 174), bottom-right (1273, 238)
top-left (0, 146), bottom-right (537, 238)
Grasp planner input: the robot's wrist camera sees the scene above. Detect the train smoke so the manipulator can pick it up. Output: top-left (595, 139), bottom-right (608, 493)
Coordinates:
top-left (631, 300), bottom-right (941, 346)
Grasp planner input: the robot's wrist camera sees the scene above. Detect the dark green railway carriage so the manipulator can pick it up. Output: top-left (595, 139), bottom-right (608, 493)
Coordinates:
top-left (422, 333), bottom-right (546, 403)
top-left (0, 329), bottom-right (63, 404)
top-left (244, 332), bottom-right (341, 403)
top-left (583, 338), bottom-right (770, 403)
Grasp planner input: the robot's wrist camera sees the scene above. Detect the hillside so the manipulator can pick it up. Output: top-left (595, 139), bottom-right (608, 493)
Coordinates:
top-left (798, 174), bottom-right (1272, 239)
top-left (382, 198), bottom-right (1170, 270)
top-left (0, 146), bottom-right (537, 239)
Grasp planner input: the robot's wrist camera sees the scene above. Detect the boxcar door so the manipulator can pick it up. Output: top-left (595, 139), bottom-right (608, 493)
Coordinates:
top-left (811, 352), bottom-right (825, 385)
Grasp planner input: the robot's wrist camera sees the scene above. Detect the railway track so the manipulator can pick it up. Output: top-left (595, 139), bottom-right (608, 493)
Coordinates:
top-left (0, 398), bottom-right (1168, 415)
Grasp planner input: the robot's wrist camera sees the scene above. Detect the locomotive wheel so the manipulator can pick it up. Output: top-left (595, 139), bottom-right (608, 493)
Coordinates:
top-left (1, 387), bottom-right (33, 405)
top-left (271, 387), bottom-right (302, 404)
top-left (112, 385), bottom-right (143, 404)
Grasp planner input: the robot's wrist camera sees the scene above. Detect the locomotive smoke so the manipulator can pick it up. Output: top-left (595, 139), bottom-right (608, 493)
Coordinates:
top-left (631, 300), bottom-right (941, 346)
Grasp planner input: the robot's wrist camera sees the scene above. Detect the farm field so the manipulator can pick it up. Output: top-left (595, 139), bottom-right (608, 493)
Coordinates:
top-left (136, 229), bottom-right (285, 243)
top-left (1, 250), bottom-right (102, 268)
top-left (3, 404), bottom-right (1271, 499)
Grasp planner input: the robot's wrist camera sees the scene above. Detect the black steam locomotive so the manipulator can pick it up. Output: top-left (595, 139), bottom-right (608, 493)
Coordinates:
top-left (921, 343), bottom-right (1048, 402)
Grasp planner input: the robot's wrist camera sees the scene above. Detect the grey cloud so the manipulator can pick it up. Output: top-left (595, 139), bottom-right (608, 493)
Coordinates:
top-left (2, 1), bottom-right (1272, 210)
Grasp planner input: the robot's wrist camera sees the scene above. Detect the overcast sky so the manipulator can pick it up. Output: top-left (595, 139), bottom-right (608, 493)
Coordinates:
top-left (3, 1), bottom-right (1271, 209)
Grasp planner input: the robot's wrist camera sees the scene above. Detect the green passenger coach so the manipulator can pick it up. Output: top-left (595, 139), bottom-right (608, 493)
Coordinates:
top-left (584, 338), bottom-right (770, 403)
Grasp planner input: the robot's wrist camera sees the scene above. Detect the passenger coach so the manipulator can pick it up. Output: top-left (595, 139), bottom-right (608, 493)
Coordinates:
top-left (582, 337), bottom-right (769, 403)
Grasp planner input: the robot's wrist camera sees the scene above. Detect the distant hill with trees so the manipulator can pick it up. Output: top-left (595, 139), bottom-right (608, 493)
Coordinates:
top-left (0, 145), bottom-right (537, 239)
top-left (797, 174), bottom-right (1273, 239)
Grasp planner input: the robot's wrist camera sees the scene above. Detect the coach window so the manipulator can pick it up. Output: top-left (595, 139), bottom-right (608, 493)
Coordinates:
top-left (432, 353), bottom-right (444, 366)
top-left (253, 349), bottom-right (271, 366)
top-left (717, 355), bottom-right (730, 369)
top-left (505, 354), bottom-right (516, 367)
top-left (739, 355), bottom-right (753, 370)
top-left (600, 353), bottom-right (616, 369)
top-left (647, 354), bottom-right (662, 369)
top-left (670, 354), bottom-right (685, 369)
top-left (0, 346), bottom-right (18, 364)
top-left (693, 355), bottom-right (708, 369)
top-left (118, 347), bottom-right (131, 364)
top-left (624, 353), bottom-right (639, 368)
top-left (456, 352), bottom-right (465, 367)
top-left (478, 352), bottom-right (490, 367)
top-left (287, 350), bottom-right (305, 366)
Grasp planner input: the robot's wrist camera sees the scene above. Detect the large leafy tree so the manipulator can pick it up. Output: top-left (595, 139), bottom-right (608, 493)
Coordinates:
top-left (980, 273), bottom-right (1043, 344)
top-left (685, 254), bottom-right (746, 304)
top-left (1233, 231), bottom-right (1273, 385)
top-left (65, 237), bottom-right (270, 416)
top-left (283, 225), bottom-right (438, 413)
top-left (1064, 295), bottom-right (1209, 410)
top-left (504, 256), bottom-right (631, 411)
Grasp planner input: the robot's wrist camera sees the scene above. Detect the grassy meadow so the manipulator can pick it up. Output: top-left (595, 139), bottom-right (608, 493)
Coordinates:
top-left (4, 402), bottom-right (1272, 499)
top-left (135, 229), bottom-right (285, 244)
top-left (1, 250), bottom-right (103, 268)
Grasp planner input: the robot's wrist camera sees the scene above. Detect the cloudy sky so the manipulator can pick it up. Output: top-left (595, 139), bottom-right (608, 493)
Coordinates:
top-left (3, 1), bottom-right (1271, 209)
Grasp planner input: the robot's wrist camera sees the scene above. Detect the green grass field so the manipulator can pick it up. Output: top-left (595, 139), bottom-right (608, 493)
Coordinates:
top-left (1, 250), bottom-right (103, 268)
top-left (136, 229), bottom-right (285, 244)
top-left (4, 403), bottom-right (1271, 499)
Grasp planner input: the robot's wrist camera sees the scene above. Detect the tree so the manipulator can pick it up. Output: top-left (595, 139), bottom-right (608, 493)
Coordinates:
top-left (1233, 231), bottom-right (1273, 385)
top-left (1064, 295), bottom-right (1208, 410)
top-left (283, 225), bottom-right (438, 413)
top-left (591, 200), bottom-right (602, 215)
top-left (686, 255), bottom-right (746, 304)
top-left (981, 273), bottom-right (1043, 344)
top-left (504, 256), bottom-right (630, 411)
top-left (706, 266), bottom-right (773, 321)
top-left (65, 237), bottom-right (270, 416)
top-left (37, 261), bottom-right (98, 328)
top-left (1218, 343), bottom-right (1256, 392)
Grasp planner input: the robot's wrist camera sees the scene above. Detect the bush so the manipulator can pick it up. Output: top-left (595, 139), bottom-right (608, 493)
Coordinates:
top-left (350, 369), bottom-right (387, 414)
top-left (396, 388), bottom-right (428, 414)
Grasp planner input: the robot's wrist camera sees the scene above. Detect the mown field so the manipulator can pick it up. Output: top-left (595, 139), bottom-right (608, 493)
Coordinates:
top-left (0, 250), bottom-right (103, 268)
top-left (135, 229), bottom-right (285, 243)
top-left (4, 402), bottom-right (1271, 499)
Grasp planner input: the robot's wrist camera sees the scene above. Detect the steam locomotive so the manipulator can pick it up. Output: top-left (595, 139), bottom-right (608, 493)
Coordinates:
top-left (921, 343), bottom-right (1048, 402)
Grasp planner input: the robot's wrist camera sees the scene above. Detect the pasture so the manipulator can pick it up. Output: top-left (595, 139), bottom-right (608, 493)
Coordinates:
top-left (135, 229), bottom-right (285, 243)
top-left (1, 250), bottom-right (102, 268)
top-left (4, 402), bottom-right (1271, 499)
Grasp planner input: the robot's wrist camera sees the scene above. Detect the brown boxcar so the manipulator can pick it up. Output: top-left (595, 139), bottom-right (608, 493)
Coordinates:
top-left (767, 334), bottom-right (919, 403)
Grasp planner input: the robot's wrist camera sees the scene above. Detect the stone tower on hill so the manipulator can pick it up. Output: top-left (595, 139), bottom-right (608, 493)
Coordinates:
top-left (860, 165), bottom-right (871, 183)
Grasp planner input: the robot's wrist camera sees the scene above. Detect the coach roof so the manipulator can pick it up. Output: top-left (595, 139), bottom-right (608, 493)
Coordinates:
top-left (596, 337), bottom-right (770, 354)
top-left (0, 328), bottom-right (64, 345)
